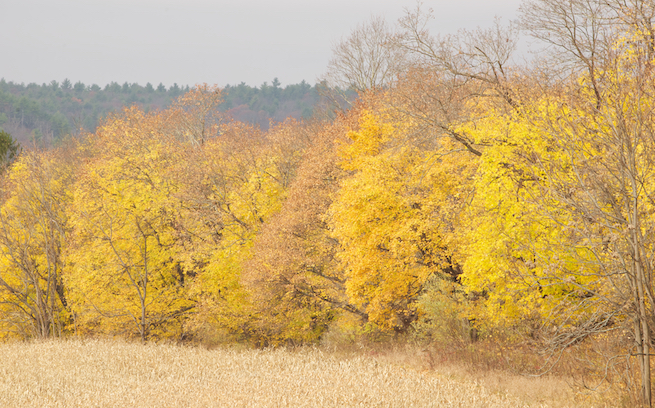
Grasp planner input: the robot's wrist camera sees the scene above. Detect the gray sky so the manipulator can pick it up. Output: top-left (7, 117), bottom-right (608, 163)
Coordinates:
top-left (2, 0), bottom-right (523, 88)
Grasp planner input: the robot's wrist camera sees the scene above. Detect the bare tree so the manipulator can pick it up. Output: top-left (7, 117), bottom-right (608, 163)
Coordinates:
top-left (395, 6), bottom-right (519, 102)
top-left (323, 15), bottom-right (407, 92)
top-left (389, 5), bottom-right (521, 156)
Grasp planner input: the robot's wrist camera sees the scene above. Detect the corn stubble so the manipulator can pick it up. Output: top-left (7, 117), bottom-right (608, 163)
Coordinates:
top-left (0, 339), bottom-right (536, 407)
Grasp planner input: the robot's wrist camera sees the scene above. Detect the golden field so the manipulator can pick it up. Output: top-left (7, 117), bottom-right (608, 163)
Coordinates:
top-left (0, 339), bottom-right (564, 408)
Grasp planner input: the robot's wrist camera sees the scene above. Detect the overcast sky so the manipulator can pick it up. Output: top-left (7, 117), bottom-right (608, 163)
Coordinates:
top-left (2, 0), bottom-right (523, 88)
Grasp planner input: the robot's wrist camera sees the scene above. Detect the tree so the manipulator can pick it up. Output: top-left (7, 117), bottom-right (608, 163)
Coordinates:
top-left (171, 83), bottom-right (224, 146)
top-left (329, 108), bottom-right (474, 333)
top-left (170, 83), bottom-right (181, 96)
top-left (173, 115), bottom-right (300, 342)
top-left (0, 148), bottom-right (74, 338)
top-left (66, 107), bottom-right (195, 341)
top-left (456, 2), bottom-right (655, 402)
top-left (390, 5), bottom-right (520, 157)
top-left (242, 116), bottom-right (362, 345)
top-left (515, 2), bottom-right (655, 404)
top-left (0, 130), bottom-right (20, 169)
top-left (323, 15), bottom-right (407, 92)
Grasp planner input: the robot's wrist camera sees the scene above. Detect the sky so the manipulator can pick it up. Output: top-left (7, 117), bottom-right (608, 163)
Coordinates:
top-left (2, 0), bottom-right (523, 88)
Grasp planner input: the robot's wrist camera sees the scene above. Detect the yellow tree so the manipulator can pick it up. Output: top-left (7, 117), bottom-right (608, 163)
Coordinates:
top-left (170, 83), bottom-right (224, 146)
top-left (0, 148), bottom-right (74, 339)
top-left (461, 30), bottom-right (655, 402)
top-left (329, 108), bottom-right (475, 333)
top-left (66, 107), bottom-right (194, 341)
top-left (177, 119), bottom-right (302, 343)
top-left (461, 1), bottom-right (655, 404)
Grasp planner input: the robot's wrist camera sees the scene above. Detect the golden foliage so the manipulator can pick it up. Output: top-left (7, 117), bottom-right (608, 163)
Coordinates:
top-left (329, 109), bottom-right (475, 332)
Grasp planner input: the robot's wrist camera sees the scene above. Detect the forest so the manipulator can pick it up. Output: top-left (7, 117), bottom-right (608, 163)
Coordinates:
top-left (0, 77), bottom-right (328, 145)
top-left (2, 0), bottom-right (655, 405)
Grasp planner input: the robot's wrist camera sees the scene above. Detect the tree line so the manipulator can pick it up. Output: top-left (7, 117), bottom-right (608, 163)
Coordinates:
top-left (0, 78), bottom-right (329, 146)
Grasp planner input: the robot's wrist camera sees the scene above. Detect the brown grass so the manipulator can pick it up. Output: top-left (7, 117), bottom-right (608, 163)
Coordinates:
top-left (370, 348), bottom-right (610, 408)
top-left (410, 338), bottom-right (634, 407)
top-left (320, 342), bottom-right (622, 408)
top-left (0, 339), bottom-right (550, 407)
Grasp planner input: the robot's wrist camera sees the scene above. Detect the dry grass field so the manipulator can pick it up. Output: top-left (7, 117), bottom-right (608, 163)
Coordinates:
top-left (0, 339), bottom-right (598, 407)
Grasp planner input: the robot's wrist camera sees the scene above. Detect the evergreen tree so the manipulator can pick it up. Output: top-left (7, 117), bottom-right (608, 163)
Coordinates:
top-left (0, 130), bottom-right (20, 169)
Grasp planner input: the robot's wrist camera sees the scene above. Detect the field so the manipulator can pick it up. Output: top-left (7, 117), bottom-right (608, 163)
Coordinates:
top-left (0, 339), bottom-right (580, 407)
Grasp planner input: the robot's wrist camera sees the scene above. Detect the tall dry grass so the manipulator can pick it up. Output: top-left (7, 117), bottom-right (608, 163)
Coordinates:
top-left (411, 336), bottom-right (635, 407)
top-left (0, 339), bottom-right (542, 407)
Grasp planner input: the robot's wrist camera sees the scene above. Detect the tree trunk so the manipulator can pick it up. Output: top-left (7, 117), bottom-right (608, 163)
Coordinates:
top-left (632, 184), bottom-right (652, 406)
top-left (635, 315), bottom-right (652, 407)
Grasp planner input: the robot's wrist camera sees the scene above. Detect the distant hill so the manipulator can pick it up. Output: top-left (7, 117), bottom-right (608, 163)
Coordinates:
top-left (221, 79), bottom-right (323, 129)
top-left (0, 78), bottom-right (340, 146)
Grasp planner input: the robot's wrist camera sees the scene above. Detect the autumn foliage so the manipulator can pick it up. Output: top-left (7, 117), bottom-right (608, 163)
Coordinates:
top-left (4, 1), bottom-right (655, 403)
